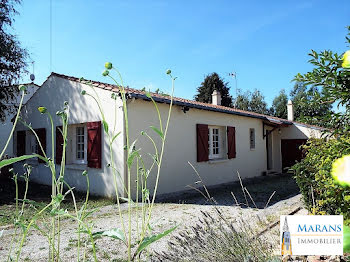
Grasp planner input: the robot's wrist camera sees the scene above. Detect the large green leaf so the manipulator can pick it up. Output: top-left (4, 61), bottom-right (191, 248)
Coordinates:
top-left (92, 228), bottom-right (125, 243)
top-left (150, 126), bottom-right (164, 139)
top-left (0, 154), bottom-right (45, 168)
top-left (136, 225), bottom-right (178, 255)
top-left (127, 140), bottom-right (139, 168)
top-left (111, 132), bottom-right (121, 143)
top-left (102, 120), bottom-right (109, 134)
top-left (344, 225), bottom-right (350, 253)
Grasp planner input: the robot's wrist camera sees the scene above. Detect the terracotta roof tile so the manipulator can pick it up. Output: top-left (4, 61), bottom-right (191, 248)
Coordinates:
top-left (50, 72), bottom-right (326, 130)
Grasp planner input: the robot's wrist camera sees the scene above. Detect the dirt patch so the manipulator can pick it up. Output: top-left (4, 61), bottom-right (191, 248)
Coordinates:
top-left (0, 172), bottom-right (305, 261)
top-left (0, 195), bottom-right (305, 261)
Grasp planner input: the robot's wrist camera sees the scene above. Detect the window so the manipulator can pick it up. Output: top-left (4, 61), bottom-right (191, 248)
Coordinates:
top-left (197, 124), bottom-right (236, 162)
top-left (28, 132), bottom-right (39, 154)
top-left (76, 126), bottom-right (85, 160)
top-left (57, 121), bottom-right (102, 168)
top-left (250, 128), bottom-right (255, 150)
top-left (24, 128), bottom-right (46, 163)
top-left (70, 124), bottom-right (87, 164)
top-left (209, 127), bottom-right (222, 159)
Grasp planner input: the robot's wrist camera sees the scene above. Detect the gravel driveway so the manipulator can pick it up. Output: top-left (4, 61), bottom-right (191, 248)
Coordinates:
top-left (156, 173), bottom-right (300, 208)
top-left (0, 173), bottom-right (305, 261)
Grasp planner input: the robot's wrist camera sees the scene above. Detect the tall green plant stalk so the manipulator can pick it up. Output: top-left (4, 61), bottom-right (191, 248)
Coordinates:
top-left (0, 86), bottom-right (26, 159)
top-left (82, 80), bottom-right (128, 243)
top-left (0, 84), bottom-right (101, 262)
top-left (141, 73), bottom-right (175, 241)
top-left (6, 165), bottom-right (32, 262)
top-left (83, 64), bottom-right (177, 261)
top-left (1, 65), bottom-right (177, 261)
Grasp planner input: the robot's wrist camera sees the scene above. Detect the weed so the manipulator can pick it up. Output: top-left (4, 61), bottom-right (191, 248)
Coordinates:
top-left (154, 208), bottom-right (276, 262)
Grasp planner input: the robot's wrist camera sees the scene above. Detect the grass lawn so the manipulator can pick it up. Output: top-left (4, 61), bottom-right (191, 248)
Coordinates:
top-left (0, 178), bottom-right (114, 227)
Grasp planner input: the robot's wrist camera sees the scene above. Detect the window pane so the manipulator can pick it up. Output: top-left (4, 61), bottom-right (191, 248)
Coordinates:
top-left (250, 128), bottom-right (255, 149)
top-left (76, 127), bottom-right (85, 160)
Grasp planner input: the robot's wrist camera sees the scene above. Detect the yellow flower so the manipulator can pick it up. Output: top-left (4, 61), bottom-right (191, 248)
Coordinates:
top-left (38, 107), bottom-right (47, 114)
top-left (105, 62), bottom-right (113, 70)
top-left (331, 155), bottom-right (350, 186)
top-left (342, 50), bottom-right (350, 68)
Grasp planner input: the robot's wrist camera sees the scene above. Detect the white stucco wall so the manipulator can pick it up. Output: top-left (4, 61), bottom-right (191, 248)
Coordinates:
top-left (272, 129), bottom-right (282, 173)
top-left (13, 76), bottom-right (125, 198)
top-left (10, 75), bottom-right (329, 198)
top-left (280, 123), bottom-right (324, 139)
top-left (127, 99), bottom-right (276, 196)
top-left (0, 84), bottom-right (39, 156)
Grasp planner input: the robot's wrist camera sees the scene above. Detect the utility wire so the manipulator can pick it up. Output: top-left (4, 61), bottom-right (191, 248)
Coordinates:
top-left (50, 0), bottom-right (52, 72)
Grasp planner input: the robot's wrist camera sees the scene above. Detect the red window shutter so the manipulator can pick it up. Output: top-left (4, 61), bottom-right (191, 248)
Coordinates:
top-left (227, 126), bottom-right (236, 159)
top-left (35, 128), bottom-right (46, 163)
top-left (87, 121), bottom-right (102, 168)
top-left (197, 124), bottom-right (209, 162)
top-left (17, 131), bottom-right (26, 156)
top-left (56, 126), bottom-right (63, 164)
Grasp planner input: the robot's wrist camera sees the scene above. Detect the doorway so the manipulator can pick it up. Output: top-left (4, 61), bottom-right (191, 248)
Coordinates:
top-left (266, 130), bottom-right (273, 170)
top-left (281, 139), bottom-right (307, 171)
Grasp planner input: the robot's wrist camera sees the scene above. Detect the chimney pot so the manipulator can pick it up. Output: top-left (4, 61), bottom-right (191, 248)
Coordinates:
top-left (287, 100), bottom-right (294, 121)
top-left (212, 90), bottom-right (222, 106)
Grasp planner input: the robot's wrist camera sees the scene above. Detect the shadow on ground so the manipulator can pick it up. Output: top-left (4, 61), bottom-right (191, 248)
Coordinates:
top-left (155, 173), bottom-right (300, 209)
top-left (0, 177), bottom-right (110, 205)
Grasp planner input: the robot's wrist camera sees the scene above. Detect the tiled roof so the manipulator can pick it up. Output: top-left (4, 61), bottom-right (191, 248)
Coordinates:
top-left (50, 72), bottom-right (325, 130)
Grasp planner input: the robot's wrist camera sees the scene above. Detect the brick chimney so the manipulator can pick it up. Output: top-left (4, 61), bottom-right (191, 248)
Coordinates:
top-left (212, 90), bottom-right (221, 106)
top-left (287, 100), bottom-right (294, 121)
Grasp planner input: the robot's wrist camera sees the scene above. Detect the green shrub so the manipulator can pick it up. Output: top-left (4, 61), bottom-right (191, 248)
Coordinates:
top-left (292, 136), bottom-right (350, 225)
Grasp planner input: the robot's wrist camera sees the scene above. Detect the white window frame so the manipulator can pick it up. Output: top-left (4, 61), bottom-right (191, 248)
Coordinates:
top-left (250, 128), bottom-right (255, 150)
top-left (72, 124), bottom-right (87, 165)
top-left (208, 126), bottom-right (223, 160)
top-left (30, 133), bottom-right (39, 155)
top-left (25, 131), bottom-right (39, 161)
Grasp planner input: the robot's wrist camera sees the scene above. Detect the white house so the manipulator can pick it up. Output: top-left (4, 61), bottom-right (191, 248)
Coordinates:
top-left (13, 73), bottom-right (325, 198)
top-left (0, 83), bottom-right (40, 156)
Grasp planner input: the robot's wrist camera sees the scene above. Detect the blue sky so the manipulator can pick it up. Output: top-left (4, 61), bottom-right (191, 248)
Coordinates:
top-left (13, 0), bottom-right (350, 106)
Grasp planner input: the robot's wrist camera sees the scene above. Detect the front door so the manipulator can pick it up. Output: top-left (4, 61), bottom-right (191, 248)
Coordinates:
top-left (281, 139), bottom-right (307, 171)
top-left (266, 130), bottom-right (273, 170)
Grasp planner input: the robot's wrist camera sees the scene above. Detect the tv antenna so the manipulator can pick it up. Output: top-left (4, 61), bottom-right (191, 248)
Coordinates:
top-left (229, 71), bottom-right (238, 108)
top-left (30, 61), bottom-right (35, 82)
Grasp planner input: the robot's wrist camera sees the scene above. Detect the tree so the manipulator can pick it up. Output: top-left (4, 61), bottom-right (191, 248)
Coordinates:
top-left (289, 82), bottom-right (332, 126)
top-left (270, 84), bottom-right (333, 124)
top-left (194, 72), bottom-right (233, 107)
top-left (234, 89), bottom-right (250, 111)
top-left (233, 89), bottom-right (270, 115)
top-left (271, 89), bottom-right (288, 119)
top-left (0, 0), bottom-right (28, 121)
top-left (293, 27), bottom-right (350, 133)
top-left (249, 89), bottom-right (270, 115)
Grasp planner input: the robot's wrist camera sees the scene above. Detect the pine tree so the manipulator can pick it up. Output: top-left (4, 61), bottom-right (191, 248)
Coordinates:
top-left (194, 72), bottom-right (232, 107)
top-left (0, 0), bottom-right (28, 121)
